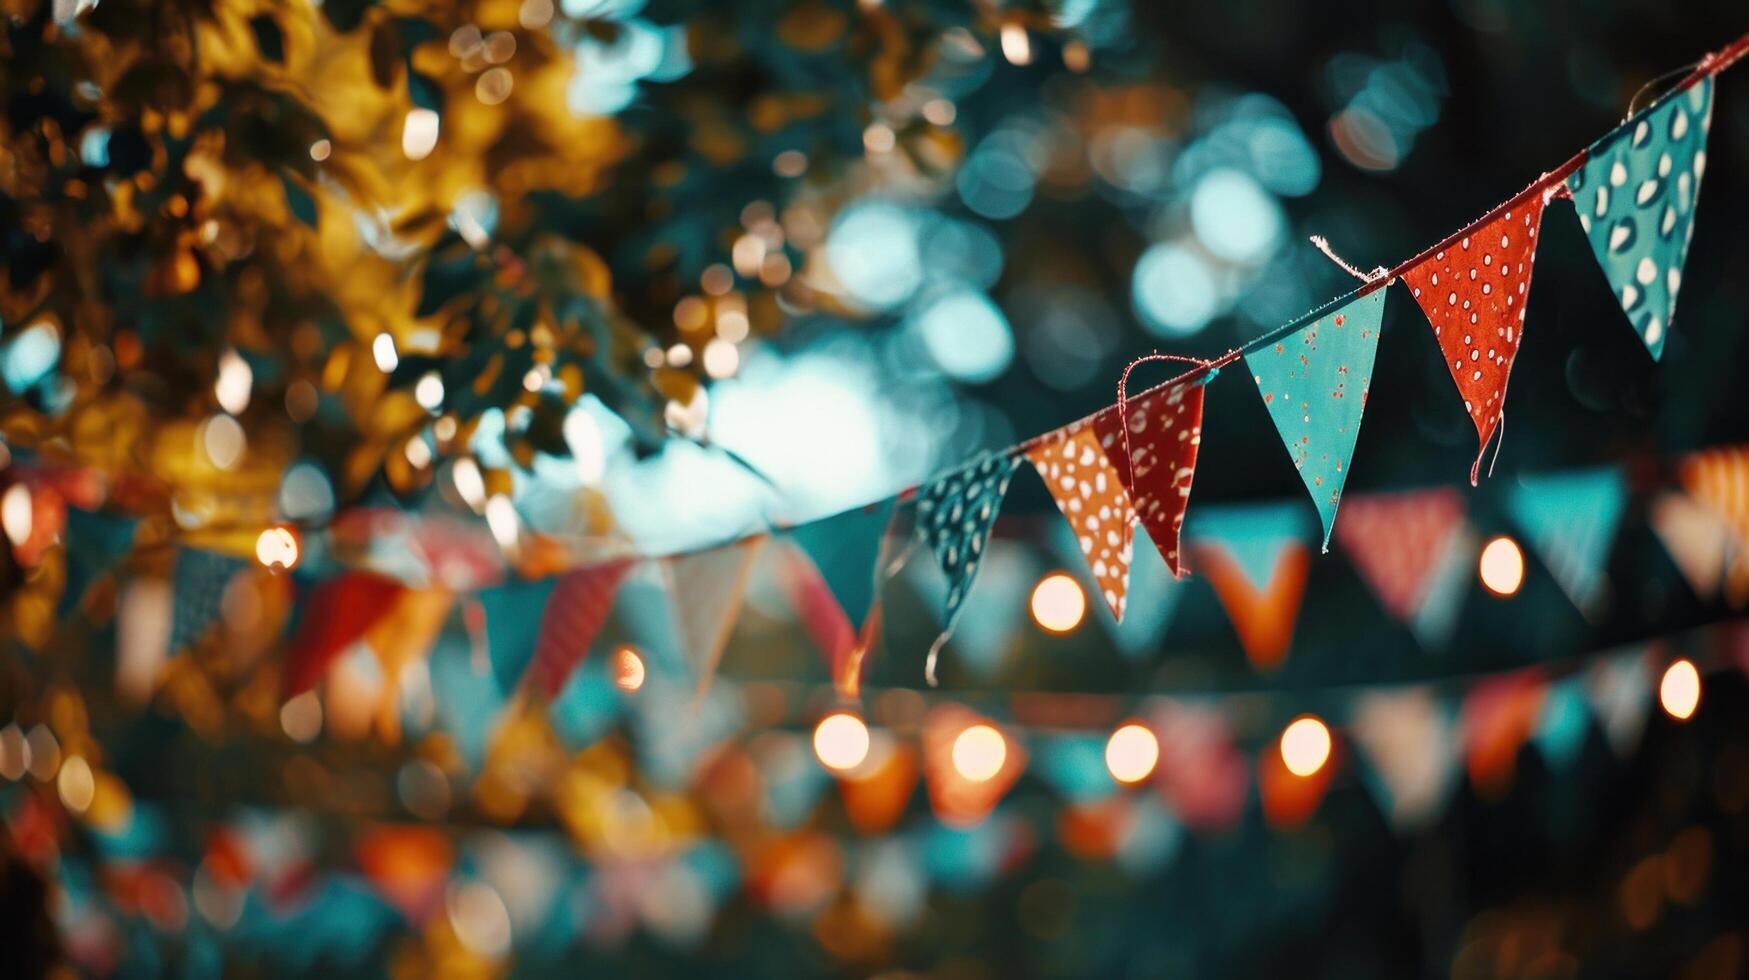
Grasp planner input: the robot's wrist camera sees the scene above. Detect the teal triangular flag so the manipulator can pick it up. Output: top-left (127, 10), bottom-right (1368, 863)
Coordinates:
top-left (168, 549), bottom-right (247, 653)
top-left (477, 576), bottom-right (560, 694)
top-left (1244, 289), bottom-right (1388, 549)
top-left (1033, 734), bottom-right (1117, 803)
top-left (788, 497), bottom-right (894, 632)
top-left (1507, 467), bottom-right (1626, 615)
top-left (58, 508), bottom-right (137, 618)
top-left (914, 451), bottom-right (1019, 682)
top-left (1533, 677), bottom-right (1591, 771)
top-left (429, 631), bottom-right (504, 771)
top-left (1568, 77), bottom-right (1713, 360)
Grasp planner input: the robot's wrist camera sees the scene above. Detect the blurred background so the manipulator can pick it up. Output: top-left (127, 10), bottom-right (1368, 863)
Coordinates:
top-left (4, 0), bottom-right (1749, 975)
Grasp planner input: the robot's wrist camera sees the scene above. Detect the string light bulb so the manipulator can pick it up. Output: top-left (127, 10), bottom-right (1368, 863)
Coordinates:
top-left (1478, 535), bottom-right (1525, 596)
top-left (1280, 715), bottom-right (1332, 777)
top-left (1030, 572), bottom-right (1086, 634)
top-left (613, 646), bottom-right (645, 693)
top-left (255, 526), bottom-right (300, 570)
top-left (1105, 722), bottom-right (1159, 784)
top-left (1659, 658), bottom-right (1701, 721)
top-left (951, 724), bottom-right (1007, 782)
top-left (813, 712), bottom-right (871, 773)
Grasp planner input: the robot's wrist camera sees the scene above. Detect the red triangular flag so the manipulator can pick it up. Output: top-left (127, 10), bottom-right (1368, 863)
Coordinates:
top-left (283, 571), bottom-right (406, 699)
top-left (1026, 427), bottom-right (1137, 622)
top-left (1091, 379), bottom-right (1204, 576)
top-left (526, 558), bottom-right (634, 699)
top-left (1333, 487), bottom-right (1466, 621)
top-left (1401, 192), bottom-right (1551, 482)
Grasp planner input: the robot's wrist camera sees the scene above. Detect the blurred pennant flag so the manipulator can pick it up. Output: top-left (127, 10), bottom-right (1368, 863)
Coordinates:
top-left (58, 508), bottom-right (136, 618)
top-left (477, 576), bottom-right (561, 695)
top-left (1679, 445), bottom-right (1749, 604)
top-left (1244, 288), bottom-right (1388, 549)
top-left (1258, 735), bottom-right (1335, 829)
top-left (526, 559), bottom-right (635, 700)
top-left (1507, 467), bottom-right (1626, 616)
top-left (354, 825), bottom-right (452, 925)
top-left (907, 538), bottom-right (1036, 680)
top-left (1650, 492), bottom-right (1731, 601)
top-left (1026, 427), bottom-right (1137, 621)
top-left (777, 545), bottom-right (861, 696)
top-left (750, 731), bottom-right (831, 831)
top-left (168, 548), bottom-right (248, 654)
top-left (1092, 377), bottom-right (1205, 577)
top-left (1335, 488), bottom-right (1471, 648)
top-left (1401, 192), bottom-right (1551, 483)
top-left (838, 733), bottom-right (920, 835)
top-left (1533, 676), bottom-right (1593, 771)
top-left (1050, 519), bottom-right (1181, 662)
top-left (913, 452), bottom-right (1020, 683)
top-left (283, 571), bottom-right (407, 698)
top-left (1347, 689), bottom-right (1460, 832)
top-left (921, 811), bottom-right (1031, 891)
top-left (630, 679), bottom-right (744, 790)
top-left (429, 627), bottom-right (504, 771)
top-left (362, 588), bottom-right (454, 742)
top-left (1033, 734), bottom-right (1118, 804)
top-left (666, 538), bottom-right (763, 693)
top-left (787, 500), bottom-right (894, 632)
top-left (1460, 672), bottom-right (1546, 796)
top-left (1148, 701), bottom-right (1247, 832)
top-left (1185, 504), bottom-right (1310, 671)
top-left (922, 703), bottom-right (1025, 827)
top-left (1588, 647), bottom-right (1652, 758)
top-left (1568, 78), bottom-right (1714, 360)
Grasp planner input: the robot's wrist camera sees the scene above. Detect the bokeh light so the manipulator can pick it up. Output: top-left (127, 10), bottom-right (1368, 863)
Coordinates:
top-left (825, 202), bottom-right (923, 311)
top-left (1659, 659), bottom-right (1701, 721)
top-left (1280, 715), bottom-right (1332, 778)
top-left (813, 712), bottom-right (871, 773)
top-left (1029, 572), bottom-right (1087, 634)
top-left (614, 645), bottom-right (646, 692)
top-left (910, 289), bottom-right (1014, 383)
top-left (1133, 242), bottom-right (1219, 337)
top-left (1190, 169), bottom-right (1285, 263)
top-left (952, 724), bottom-right (1008, 783)
top-left (1104, 723), bottom-right (1160, 785)
top-left (1479, 535), bottom-right (1525, 596)
top-left (255, 527), bottom-right (300, 570)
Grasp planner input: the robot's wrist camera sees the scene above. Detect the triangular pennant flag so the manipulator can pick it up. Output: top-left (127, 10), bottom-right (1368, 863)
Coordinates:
top-left (838, 733), bottom-right (920, 835)
top-left (1334, 487), bottom-right (1466, 621)
top-left (1532, 677), bottom-right (1592, 771)
top-left (1091, 378), bottom-right (1205, 576)
top-left (1347, 689), bottom-right (1460, 832)
top-left (750, 731), bottom-right (832, 831)
top-left (1568, 78), bottom-right (1713, 359)
top-left (905, 539), bottom-right (1035, 679)
top-left (1587, 648), bottom-right (1651, 758)
top-left (1650, 491), bottom-right (1729, 601)
top-left (1677, 446), bottom-right (1749, 605)
top-left (1026, 427), bottom-right (1137, 621)
top-left (1148, 701), bottom-right (1247, 832)
top-left (168, 548), bottom-right (248, 654)
top-left (58, 508), bottom-right (136, 618)
top-left (1033, 734), bottom-right (1118, 804)
top-left (477, 576), bottom-right (561, 695)
top-left (1402, 193), bottom-right (1551, 482)
top-left (666, 537), bottom-right (764, 693)
top-left (1507, 467), bottom-right (1626, 615)
top-left (1244, 289), bottom-right (1389, 548)
top-left (777, 546), bottom-right (860, 696)
top-left (788, 500), bottom-right (894, 632)
top-left (913, 451), bottom-right (1019, 683)
top-left (282, 571), bottom-right (407, 698)
top-left (362, 587), bottom-right (455, 743)
top-left (1048, 519), bottom-right (1180, 662)
top-left (1410, 525), bottom-right (1477, 652)
top-left (525, 559), bottom-right (634, 700)
top-left (1185, 504), bottom-right (1310, 671)
top-left (1460, 672), bottom-right (1546, 794)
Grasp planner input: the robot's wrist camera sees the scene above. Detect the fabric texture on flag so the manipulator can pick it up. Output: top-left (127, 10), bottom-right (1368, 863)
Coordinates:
top-left (1244, 288), bottom-right (1389, 548)
top-left (1402, 193), bottom-right (1551, 482)
top-left (1026, 427), bottom-right (1137, 621)
top-left (1091, 378), bottom-right (1204, 577)
top-left (58, 509), bottom-right (137, 618)
top-left (282, 571), bottom-right (407, 698)
top-left (168, 549), bottom-right (249, 654)
top-left (914, 451), bottom-right (1020, 683)
top-left (787, 500), bottom-right (894, 633)
top-left (478, 575), bottom-right (562, 695)
top-left (1507, 467), bottom-right (1626, 615)
top-left (1650, 492), bottom-right (1730, 601)
top-left (1568, 78), bottom-right (1713, 360)
top-left (667, 537), bottom-right (765, 693)
top-left (1185, 505), bottom-right (1310, 671)
top-left (526, 559), bottom-right (635, 700)
top-left (1334, 487), bottom-right (1466, 622)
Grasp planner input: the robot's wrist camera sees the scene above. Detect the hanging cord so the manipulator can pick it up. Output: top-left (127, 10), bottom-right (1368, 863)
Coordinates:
top-left (1624, 62), bottom-right (1705, 121)
top-left (1307, 235), bottom-right (1391, 285)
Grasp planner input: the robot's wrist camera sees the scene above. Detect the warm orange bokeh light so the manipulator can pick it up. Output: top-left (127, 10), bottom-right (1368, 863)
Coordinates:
top-left (614, 646), bottom-right (646, 692)
top-left (1030, 572), bottom-right (1086, 633)
top-left (1479, 535), bottom-right (1524, 596)
top-left (1104, 722), bottom-right (1159, 784)
top-left (812, 712), bottom-right (871, 772)
top-left (951, 724), bottom-right (1007, 782)
top-left (1659, 658), bottom-right (1701, 721)
top-left (1280, 715), bottom-right (1332, 777)
top-left (255, 526), bottom-right (300, 570)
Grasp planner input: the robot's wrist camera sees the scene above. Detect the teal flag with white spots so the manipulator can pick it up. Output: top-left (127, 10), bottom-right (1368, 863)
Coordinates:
top-left (1568, 77), bottom-right (1713, 360)
top-left (1243, 289), bottom-right (1388, 549)
top-left (914, 452), bottom-right (1019, 620)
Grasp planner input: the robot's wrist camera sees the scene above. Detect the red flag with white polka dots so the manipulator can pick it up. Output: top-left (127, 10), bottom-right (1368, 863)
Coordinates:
top-left (1026, 427), bottom-right (1137, 623)
top-left (1401, 192), bottom-right (1552, 483)
top-left (1090, 379), bottom-right (1205, 578)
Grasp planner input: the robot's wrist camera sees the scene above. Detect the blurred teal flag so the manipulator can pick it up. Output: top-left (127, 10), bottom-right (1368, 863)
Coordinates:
top-left (1533, 677), bottom-right (1592, 771)
top-left (1568, 78), bottom-right (1713, 360)
top-left (58, 508), bottom-right (136, 618)
top-left (168, 548), bottom-right (247, 654)
top-left (1243, 288), bottom-right (1388, 549)
top-left (788, 498), bottom-right (895, 632)
top-left (477, 575), bottom-right (560, 694)
top-left (1507, 467), bottom-right (1626, 615)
